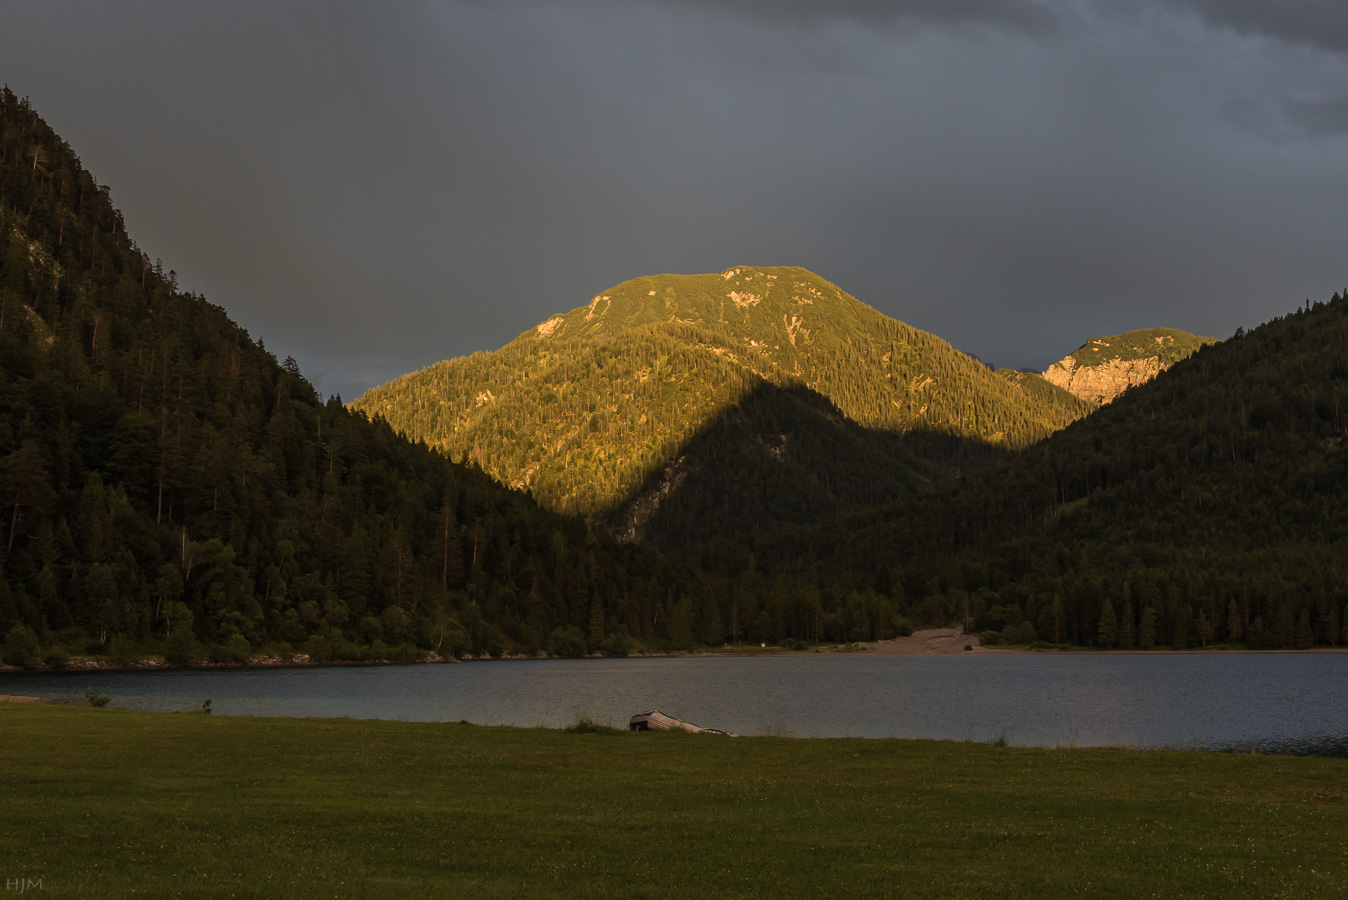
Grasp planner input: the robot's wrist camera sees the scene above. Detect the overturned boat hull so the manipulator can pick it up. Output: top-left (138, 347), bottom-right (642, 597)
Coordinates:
top-left (629, 710), bottom-right (736, 736)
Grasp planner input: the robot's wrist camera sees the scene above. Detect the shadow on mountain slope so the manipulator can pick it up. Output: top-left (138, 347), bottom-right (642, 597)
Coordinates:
top-left (601, 380), bottom-right (1010, 552)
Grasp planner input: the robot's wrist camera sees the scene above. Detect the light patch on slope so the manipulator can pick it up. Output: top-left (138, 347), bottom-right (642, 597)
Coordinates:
top-left (585, 295), bottom-right (609, 320)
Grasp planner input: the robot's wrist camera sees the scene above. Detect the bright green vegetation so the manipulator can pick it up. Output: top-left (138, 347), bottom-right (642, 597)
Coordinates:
top-left (3, 704), bottom-right (1346, 898)
top-left (995, 368), bottom-right (1075, 408)
top-left (353, 267), bottom-right (1090, 541)
top-left (1056, 327), bottom-right (1216, 368)
top-left (735, 296), bottom-right (1348, 651)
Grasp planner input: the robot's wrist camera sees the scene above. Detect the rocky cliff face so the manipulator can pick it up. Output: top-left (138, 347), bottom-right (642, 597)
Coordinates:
top-left (1042, 329), bottom-right (1216, 405)
top-left (1042, 354), bottom-right (1164, 405)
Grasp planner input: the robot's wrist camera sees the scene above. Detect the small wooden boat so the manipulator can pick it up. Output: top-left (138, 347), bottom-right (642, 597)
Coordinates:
top-left (629, 709), bottom-right (736, 736)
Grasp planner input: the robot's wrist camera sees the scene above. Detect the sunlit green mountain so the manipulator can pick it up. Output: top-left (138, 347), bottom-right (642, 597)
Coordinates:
top-left (354, 267), bottom-right (1091, 542)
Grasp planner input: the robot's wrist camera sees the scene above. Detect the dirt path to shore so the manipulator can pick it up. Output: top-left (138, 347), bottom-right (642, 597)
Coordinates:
top-left (856, 627), bottom-right (993, 655)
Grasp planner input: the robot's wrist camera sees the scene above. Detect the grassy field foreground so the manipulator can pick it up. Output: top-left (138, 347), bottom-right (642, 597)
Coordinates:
top-left (1, 705), bottom-right (1346, 897)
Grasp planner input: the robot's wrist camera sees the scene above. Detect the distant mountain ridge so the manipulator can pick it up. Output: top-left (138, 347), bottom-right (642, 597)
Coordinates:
top-left (1043, 327), bottom-right (1216, 405)
top-left (354, 266), bottom-right (1092, 543)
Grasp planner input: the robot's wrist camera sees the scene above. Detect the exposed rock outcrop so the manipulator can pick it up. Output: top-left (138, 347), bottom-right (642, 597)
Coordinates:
top-left (1043, 355), bottom-right (1164, 405)
top-left (1043, 329), bottom-right (1216, 405)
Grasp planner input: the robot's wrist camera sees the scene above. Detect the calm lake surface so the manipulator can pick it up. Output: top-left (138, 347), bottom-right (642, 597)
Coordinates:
top-left (7, 653), bottom-right (1348, 755)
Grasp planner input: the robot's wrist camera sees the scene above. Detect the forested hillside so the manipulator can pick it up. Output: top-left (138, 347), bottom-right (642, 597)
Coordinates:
top-left (723, 296), bottom-right (1348, 650)
top-left (354, 267), bottom-right (1091, 542)
top-left (605, 381), bottom-right (937, 547)
top-left (6, 87), bottom-right (1338, 664)
top-left (1059, 327), bottom-right (1213, 368)
top-left (0, 88), bottom-right (713, 664)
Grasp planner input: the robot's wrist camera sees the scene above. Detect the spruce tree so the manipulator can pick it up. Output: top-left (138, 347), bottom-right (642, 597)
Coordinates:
top-left (1294, 611), bottom-right (1314, 650)
top-left (1138, 607), bottom-right (1157, 649)
top-left (1171, 605), bottom-right (1191, 650)
top-left (1226, 599), bottom-right (1244, 643)
top-left (1275, 604), bottom-right (1294, 649)
top-left (1097, 597), bottom-right (1118, 648)
top-left (1118, 600), bottom-right (1135, 649)
top-left (589, 596), bottom-right (605, 649)
top-left (1194, 608), bottom-right (1212, 647)
top-left (1319, 605), bottom-right (1338, 647)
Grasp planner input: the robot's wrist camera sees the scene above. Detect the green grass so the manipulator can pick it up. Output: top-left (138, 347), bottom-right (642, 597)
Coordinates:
top-left (2, 704), bottom-right (1346, 898)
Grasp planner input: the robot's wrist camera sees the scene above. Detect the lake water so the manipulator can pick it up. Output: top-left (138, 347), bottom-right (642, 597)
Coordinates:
top-left (6, 653), bottom-right (1348, 756)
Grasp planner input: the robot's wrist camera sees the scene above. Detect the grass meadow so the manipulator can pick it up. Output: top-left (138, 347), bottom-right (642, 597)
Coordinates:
top-left (2, 703), bottom-right (1345, 897)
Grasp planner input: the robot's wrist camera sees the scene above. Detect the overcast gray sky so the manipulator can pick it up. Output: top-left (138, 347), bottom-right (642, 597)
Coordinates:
top-left (4, 1), bottom-right (1347, 399)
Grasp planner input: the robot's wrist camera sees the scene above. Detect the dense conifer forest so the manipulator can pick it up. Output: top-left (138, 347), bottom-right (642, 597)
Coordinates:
top-left (2, 88), bottom-right (1344, 665)
top-left (716, 295), bottom-right (1348, 650)
top-left (0, 89), bottom-right (711, 664)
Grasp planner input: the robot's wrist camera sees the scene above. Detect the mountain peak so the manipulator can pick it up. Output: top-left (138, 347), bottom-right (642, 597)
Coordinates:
top-left (354, 267), bottom-right (1091, 536)
top-left (517, 266), bottom-right (863, 353)
top-left (1043, 327), bottom-right (1216, 405)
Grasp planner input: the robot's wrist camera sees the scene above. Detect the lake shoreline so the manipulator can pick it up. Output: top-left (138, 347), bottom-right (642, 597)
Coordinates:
top-left (4, 626), bottom-right (1346, 676)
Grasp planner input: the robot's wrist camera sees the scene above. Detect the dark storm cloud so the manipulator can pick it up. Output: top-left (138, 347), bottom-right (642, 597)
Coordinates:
top-left (2, 1), bottom-right (1346, 399)
top-left (1228, 95), bottom-right (1348, 142)
top-left (1167, 0), bottom-right (1348, 52)
top-left (1282, 98), bottom-right (1348, 138)
top-left (653, 0), bottom-right (1061, 32)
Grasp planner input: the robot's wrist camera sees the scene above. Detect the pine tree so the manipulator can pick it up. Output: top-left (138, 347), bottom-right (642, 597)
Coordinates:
top-left (589, 596), bottom-right (605, 650)
top-left (1194, 608), bottom-right (1212, 647)
top-left (440, 498), bottom-right (462, 589)
top-left (1319, 604), bottom-right (1339, 647)
top-left (1097, 597), bottom-right (1118, 648)
top-left (1171, 605), bottom-right (1191, 650)
top-left (1226, 599), bottom-right (1244, 643)
top-left (1275, 604), bottom-right (1293, 649)
top-left (1294, 611), bottom-right (1314, 650)
top-left (0, 441), bottom-right (51, 554)
top-left (1138, 606), bottom-right (1157, 649)
top-left (1118, 600), bottom-right (1135, 649)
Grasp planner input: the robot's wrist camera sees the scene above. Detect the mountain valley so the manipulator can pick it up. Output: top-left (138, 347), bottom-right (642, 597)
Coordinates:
top-left (1, 88), bottom-right (1343, 663)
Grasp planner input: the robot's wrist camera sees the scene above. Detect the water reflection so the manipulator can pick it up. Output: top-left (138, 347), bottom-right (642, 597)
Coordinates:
top-left (1210, 735), bottom-right (1348, 758)
top-left (4, 652), bottom-right (1346, 756)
